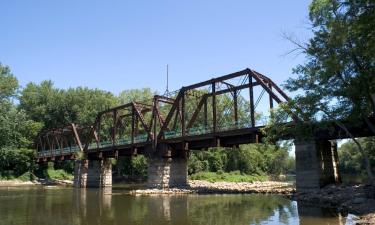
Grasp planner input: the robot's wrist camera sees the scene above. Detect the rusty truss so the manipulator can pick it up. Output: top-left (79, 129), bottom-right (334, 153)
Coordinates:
top-left (36, 68), bottom-right (291, 161)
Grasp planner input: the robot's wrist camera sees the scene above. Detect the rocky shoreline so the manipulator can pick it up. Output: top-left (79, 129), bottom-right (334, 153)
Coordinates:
top-left (132, 181), bottom-right (375, 224)
top-left (131, 180), bottom-right (295, 195)
top-left (0, 179), bottom-right (73, 187)
top-left (293, 184), bottom-right (375, 225)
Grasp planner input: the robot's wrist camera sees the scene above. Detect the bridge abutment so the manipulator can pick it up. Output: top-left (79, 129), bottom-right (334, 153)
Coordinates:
top-left (295, 139), bottom-right (341, 192)
top-left (147, 157), bottom-right (188, 188)
top-left (74, 159), bottom-right (112, 188)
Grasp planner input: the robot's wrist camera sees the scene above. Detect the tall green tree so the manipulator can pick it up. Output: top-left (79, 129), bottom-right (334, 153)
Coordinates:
top-left (278, 0), bottom-right (375, 183)
top-left (0, 63), bottom-right (42, 178)
top-left (0, 63), bottom-right (42, 149)
top-left (0, 63), bottom-right (18, 101)
top-left (19, 81), bottom-right (118, 129)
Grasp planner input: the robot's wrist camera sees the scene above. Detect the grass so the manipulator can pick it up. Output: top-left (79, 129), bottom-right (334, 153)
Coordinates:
top-left (46, 169), bottom-right (74, 181)
top-left (189, 171), bottom-right (268, 183)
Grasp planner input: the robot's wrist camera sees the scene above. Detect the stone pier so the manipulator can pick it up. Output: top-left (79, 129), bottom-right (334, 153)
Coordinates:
top-left (147, 157), bottom-right (188, 188)
top-left (295, 139), bottom-right (341, 192)
top-left (74, 158), bottom-right (112, 188)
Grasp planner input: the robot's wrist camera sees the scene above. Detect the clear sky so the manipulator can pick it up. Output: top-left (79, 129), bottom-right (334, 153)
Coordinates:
top-left (1, 1), bottom-right (312, 95)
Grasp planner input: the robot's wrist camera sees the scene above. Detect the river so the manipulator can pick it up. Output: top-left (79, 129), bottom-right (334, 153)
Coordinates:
top-left (0, 186), bottom-right (355, 225)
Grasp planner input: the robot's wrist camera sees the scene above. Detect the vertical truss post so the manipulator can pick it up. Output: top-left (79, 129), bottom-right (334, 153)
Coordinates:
top-left (97, 117), bottom-right (101, 148)
top-left (234, 90), bottom-right (238, 126)
top-left (204, 97), bottom-right (208, 128)
top-left (153, 104), bottom-right (157, 149)
top-left (131, 106), bottom-right (135, 144)
top-left (173, 105), bottom-right (179, 130)
top-left (249, 75), bottom-right (255, 127)
top-left (181, 90), bottom-right (186, 136)
top-left (135, 112), bottom-right (139, 137)
top-left (212, 82), bottom-right (217, 132)
top-left (112, 110), bottom-right (117, 146)
top-left (268, 81), bottom-right (275, 121)
top-left (268, 81), bottom-right (274, 109)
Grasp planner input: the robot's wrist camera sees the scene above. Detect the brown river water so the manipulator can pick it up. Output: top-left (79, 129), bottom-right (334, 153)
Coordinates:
top-left (0, 186), bottom-right (356, 225)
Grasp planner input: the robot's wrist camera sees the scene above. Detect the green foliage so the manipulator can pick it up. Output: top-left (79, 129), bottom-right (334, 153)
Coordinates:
top-left (116, 155), bottom-right (148, 179)
top-left (188, 144), bottom-right (295, 178)
top-left (188, 152), bottom-right (209, 175)
top-left (131, 155), bottom-right (148, 178)
top-left (17, 172), bottom-right (37, 182)
top-left (19, 81), bottom-right (118, 129)
top-left (339, 137), bottom-right (375, 175)
top-left (45, 169), bottom-right (74, 180)
top-left (118, 88), bottom-right (156, 105)
top-left (0, 63), bottom-right (18, 101)
top-left (0, 148), bottom-right (36, 177)
top-left (190, 171), bottom-right (268, 183)
top-left (0, 103), bottom-right (42, 148)
top-left (285, 0), bottom-right (375, 122)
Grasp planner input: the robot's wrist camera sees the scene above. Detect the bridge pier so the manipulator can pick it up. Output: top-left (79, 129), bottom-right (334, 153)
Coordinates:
top-left (147, 157), bottom-right (188, 188)
top-left (74, 159), bottom-right (112, 188)
top-left (295, 139), bottom-right (341, 192)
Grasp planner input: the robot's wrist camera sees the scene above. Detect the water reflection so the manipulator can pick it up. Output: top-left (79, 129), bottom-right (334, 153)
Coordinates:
top-left (0, 187), bottom-right (352, 225)
top-left (297, 202), bottom-right (347, 225)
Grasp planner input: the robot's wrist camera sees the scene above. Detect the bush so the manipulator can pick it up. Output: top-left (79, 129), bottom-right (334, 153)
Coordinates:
top-left (190, 171), bottom-right (268, 183)
top-left (116, 155), bottom-right (148, 179)
top-left (17, 172), bottom-right (37, 181)
top-left (0, 148), bottom-right (35, 177)
top-left (132, 155), bottom-right (148, 178)
top-left (46, 169), bottom-right (73, 180)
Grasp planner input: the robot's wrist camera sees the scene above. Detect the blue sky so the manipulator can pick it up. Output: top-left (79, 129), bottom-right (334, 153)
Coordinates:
top-left (1, 1), bottom-right (312, 95)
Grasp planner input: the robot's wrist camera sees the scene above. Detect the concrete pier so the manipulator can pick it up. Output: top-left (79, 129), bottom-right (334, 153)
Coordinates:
top-left (147, 157), bottom-right (188, 188)
top-left (295, 139), bottom-right (341, 192)
top-left (74, 159), bottom-right (112, 188)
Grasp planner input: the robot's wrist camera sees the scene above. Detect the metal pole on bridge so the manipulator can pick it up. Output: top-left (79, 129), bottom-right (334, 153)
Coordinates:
top-left (371, 93), bottom-right (375, 113)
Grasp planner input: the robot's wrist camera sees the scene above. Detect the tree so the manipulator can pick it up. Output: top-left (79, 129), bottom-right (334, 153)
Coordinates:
top-left (339, 138), bottom-right (375, 175)
top-left (0, 63), bottom-right (42, 178)
top-left (118, 88), bottom-right (156, 105)
top-left (19, 81), bottom-right (118, 129)
top-left (0, 63), bottom-right (18, 101)
top-left (270, 0), bottom-right (375, 184)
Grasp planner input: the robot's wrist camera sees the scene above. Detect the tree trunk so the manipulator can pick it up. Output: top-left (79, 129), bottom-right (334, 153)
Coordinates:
top-left (318, 108), bottom-right (374, 186)
top-left (335, 121), bottom-right (374, 186)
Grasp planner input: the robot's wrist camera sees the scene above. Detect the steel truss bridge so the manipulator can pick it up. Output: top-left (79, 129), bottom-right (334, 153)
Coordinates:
top-left (35, 68), bottom-right (374, 161)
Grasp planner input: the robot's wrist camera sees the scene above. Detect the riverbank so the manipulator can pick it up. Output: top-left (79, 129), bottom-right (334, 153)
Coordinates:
top-left (3, 178), bottom-right (374, 224)
top-left (131, 180), bottom-right (295, 195)
top-left (0, 179), bottom-right (73, 187)
top-left (292, 184), bottom-right (375, 225)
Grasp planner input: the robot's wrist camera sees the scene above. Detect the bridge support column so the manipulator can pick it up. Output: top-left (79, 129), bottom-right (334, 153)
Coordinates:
top-left (74, 160), bottom-right (88, 188)
top-left (147, 157), bottom-right (188, 188)
top-left (295, 139), bottom-right (341, 192)
top-left (74, 159), bottom-right (112, 188)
